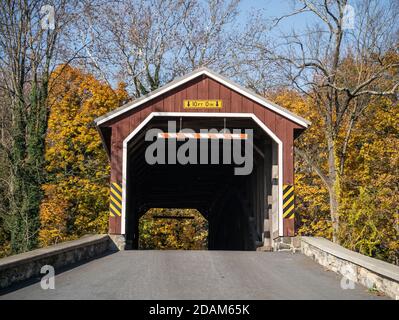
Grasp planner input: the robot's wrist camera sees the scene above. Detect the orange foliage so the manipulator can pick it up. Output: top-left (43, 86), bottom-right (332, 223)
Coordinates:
top-left (39, 65), bottom-right (127, 247)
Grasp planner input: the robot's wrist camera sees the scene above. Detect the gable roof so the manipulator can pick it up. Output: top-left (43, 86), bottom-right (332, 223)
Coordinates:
top-left (94, 67), bottom-right (310, 128)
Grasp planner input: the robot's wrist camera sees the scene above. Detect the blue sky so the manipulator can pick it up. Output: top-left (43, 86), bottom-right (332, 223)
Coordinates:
top-left (239, 0), bottom-right (294, 17)
top-left (237, 0), bottom-right (318, 33)
top-left (237, 0), bottom-right (393, 32)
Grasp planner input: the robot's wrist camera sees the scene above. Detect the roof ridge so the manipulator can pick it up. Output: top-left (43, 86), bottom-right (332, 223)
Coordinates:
top-left (94, 67), bottom-right (310, 127)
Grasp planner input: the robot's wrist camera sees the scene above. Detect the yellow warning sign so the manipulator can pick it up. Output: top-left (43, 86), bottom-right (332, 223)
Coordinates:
top-left (283, 185), bottom-right (294, 220)
top-left (110, 182), bottom-right (122, 217)
top-left (183, 100), bottom-right (222, 109)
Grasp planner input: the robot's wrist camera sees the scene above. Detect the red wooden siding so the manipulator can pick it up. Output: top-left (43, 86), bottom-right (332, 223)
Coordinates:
top-left (104, 74), bottom-right (304, 236)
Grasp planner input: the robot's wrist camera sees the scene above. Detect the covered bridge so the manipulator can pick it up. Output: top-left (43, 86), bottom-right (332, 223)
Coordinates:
top-left (95, 67), bottom-right (310, 250)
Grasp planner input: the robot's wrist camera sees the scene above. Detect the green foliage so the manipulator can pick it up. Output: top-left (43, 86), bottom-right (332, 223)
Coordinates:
top-left (139, 208), bottom-right (208, 250)
top-left (8, 82), bottom-right (49, 253)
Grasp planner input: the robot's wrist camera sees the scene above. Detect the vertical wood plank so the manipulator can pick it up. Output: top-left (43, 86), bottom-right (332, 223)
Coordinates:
top-left (153, 96), bottom-right (164, 112)
top-left (242, 96), bottom-right (254, 113)
top-left (185, 80), bottom-right (199, 113)
top-left (220, 83), bottom-right (231, 113)
top-left (198, 77), bottom-right (208, 99)
top-left (231, 91), bottom-right (242, 113)
top-left (264, 109), bottom-right (276, 132)
top-left (253, 104), bottom-right (264, 123)
top-left (285, 123), bottom-right (294, 185)
top-left (163, 91), bottom-right (175, 113)
top-left (174, 88), bottom-right (182, 112)
top-left (208, 78), bottom-right (220, 113)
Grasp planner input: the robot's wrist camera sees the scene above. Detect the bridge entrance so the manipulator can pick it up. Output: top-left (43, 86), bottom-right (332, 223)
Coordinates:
top-left (95, 68), bottom-right (309, 250)
top-left (125, 115), bottom-right (275, 250)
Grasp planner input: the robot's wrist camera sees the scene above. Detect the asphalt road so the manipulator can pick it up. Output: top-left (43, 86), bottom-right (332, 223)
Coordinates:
top-left (0, 251), bottom-right (387, 300)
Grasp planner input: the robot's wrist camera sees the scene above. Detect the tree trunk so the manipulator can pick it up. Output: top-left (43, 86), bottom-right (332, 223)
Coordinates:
top-left (328, 186), bottom-right (340, 243)
top-left (327, 133), bottom-right (340, 243)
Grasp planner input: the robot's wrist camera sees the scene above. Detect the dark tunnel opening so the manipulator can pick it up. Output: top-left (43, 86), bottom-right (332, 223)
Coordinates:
top-left (125, 116), bottom-right (274, 251)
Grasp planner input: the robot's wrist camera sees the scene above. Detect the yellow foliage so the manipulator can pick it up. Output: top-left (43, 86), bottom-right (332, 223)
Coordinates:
top-left (269, 90), bottom-right (332, 238)
top-left (139, 208), bottom-right (208, 250)
top-left (39, 185), bottom-right (69, 246)
top-left (270, 89), bottom-right (398, 264)
top-left (39, 65), bottom-right (127, 246)
top-left (339, 99), bottom-right (399, 264)
top-left (37, 66), bottom-right (397, 265)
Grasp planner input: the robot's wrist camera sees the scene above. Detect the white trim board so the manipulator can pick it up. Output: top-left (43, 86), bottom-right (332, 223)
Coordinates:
top-left (96, 67), bottom-right (310, 128)
top-left (121, 112), bottom-right (284, 237)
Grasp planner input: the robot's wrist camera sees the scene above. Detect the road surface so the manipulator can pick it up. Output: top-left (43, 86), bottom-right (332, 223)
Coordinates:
top-left (0, 251), bottom-right (387, 299)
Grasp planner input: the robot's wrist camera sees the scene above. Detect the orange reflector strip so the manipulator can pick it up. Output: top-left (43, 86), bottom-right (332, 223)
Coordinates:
top-left (157, 132), bottom-right (248, 140)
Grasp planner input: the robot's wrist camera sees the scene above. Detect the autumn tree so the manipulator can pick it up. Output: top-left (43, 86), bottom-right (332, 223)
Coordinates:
top-left (269, 90), bottom-right (332, 238)
top-left (270, 86), bottom-right (398, 264)
top-left (0, 1), bottom-right (80, 253)
top-left (339, 97), bottom-right (399, 264)
top-left (243, 0), bottom-right (399, 242)
top-left (39, 66), bottom-right (127, 246)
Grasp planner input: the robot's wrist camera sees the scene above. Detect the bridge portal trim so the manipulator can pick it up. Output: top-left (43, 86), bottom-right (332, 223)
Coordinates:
top-left (121, 112), bottom-right (284, 237)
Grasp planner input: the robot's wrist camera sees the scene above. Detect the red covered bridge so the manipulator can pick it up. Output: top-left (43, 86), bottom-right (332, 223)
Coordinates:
top-left (95, 68), bottom-right (310, 250)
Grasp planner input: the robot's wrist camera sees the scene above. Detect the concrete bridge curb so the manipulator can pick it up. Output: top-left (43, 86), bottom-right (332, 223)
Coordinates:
top-left (0, 234), bottom-right (110, 289)
top-left (301, 237), bottom-right (399, 299)
top-left (1, 234), bottom-right (398, 299)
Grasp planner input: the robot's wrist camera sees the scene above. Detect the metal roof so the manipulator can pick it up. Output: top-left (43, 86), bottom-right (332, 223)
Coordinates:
top-left (94, 67), bottom-right (310, 128)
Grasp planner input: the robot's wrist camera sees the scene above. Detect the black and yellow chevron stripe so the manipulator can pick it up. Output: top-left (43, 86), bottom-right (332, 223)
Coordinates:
top-left (110, 182), bottom-right (122, 217)
top-left (283, 185), bottom-right (295, 219)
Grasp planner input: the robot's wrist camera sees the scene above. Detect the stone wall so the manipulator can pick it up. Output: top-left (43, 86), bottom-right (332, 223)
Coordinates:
top-left (301, 237), bottom-right (399, 300)
top-left (0, 234), bottom-right (110, 289)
